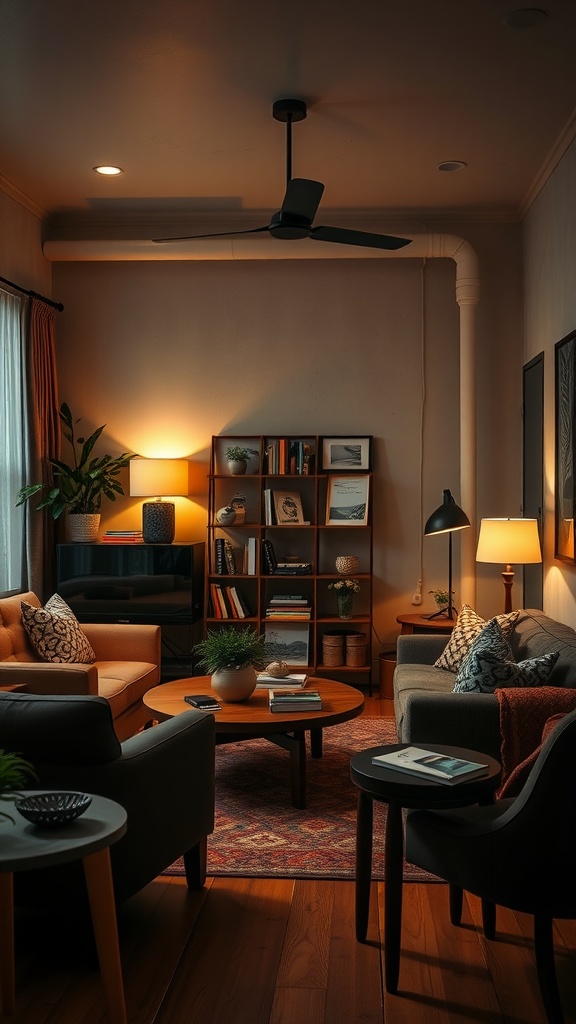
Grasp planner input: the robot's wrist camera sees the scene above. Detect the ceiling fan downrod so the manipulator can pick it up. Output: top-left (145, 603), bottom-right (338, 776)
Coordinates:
top-left (273, 98), bottom-right (307, 185)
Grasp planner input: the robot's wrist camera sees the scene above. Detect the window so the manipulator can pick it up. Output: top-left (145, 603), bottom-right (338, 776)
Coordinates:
top-left (0, 288), bottom-right (26, 593)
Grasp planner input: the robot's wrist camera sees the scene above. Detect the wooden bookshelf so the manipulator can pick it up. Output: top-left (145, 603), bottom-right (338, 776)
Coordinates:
top-left (205, 435), bottom-right (373, 691)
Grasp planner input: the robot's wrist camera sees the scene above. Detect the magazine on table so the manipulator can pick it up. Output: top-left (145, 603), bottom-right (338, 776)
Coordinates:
top-left (371, 746), bottom-right (490, 785)
top-left (256, 672), bottom-right (308, 689)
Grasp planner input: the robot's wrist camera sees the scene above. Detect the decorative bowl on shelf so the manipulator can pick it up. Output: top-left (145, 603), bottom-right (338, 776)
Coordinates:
top-left (15, 791), bottom-right (92, 827)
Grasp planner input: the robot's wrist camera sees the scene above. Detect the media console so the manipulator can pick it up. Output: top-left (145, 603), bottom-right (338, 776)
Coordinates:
top-left (56, 542), bottom-right (205, 679)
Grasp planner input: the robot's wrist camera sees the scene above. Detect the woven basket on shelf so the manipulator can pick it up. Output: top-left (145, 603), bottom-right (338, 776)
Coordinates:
top-left (322, 632), bottom-right (345, 667)
top-left (345, 632), bottom-right (367, 667)
top-left (335, 555), bottom-right (359, 574)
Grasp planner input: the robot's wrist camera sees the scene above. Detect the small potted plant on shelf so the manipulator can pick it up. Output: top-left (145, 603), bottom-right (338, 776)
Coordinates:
top-left (225, 445), bottom-right (259, 476)
top-left (0, 749), bottom-right (37, 823)
top-left (194, 626), bottom-right (269, 702)
top-left (16, 403), bottom-right (134, 543)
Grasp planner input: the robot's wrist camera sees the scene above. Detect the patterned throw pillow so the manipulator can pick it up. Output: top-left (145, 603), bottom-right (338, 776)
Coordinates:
top-left (434, 604), bottom-right (519, 672)
top-left (21, 594), bottom-right (96, 664)
top-left (453, 649), bottom-right (559, 693)
top-left (453, 617), bottom-right (512, 690)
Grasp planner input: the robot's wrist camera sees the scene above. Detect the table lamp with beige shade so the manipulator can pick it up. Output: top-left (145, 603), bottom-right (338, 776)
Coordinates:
top-left (129, 458), bottom-right (189, 543)
top-left (476, 517), bottom-right (542, 614)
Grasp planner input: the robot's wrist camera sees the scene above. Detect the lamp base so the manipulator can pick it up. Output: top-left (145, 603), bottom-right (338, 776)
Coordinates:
top-left (142, 501), bottom-right (175, 544)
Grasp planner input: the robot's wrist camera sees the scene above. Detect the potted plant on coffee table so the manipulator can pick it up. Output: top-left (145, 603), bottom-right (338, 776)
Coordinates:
top-left (194, 626), bottom-right (269, 702)
top-left (16, 403), bottom-right (133, 542)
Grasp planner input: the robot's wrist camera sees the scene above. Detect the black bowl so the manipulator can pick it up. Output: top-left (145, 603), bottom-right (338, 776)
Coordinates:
top-left (15, 792), bottom-right (92, 827)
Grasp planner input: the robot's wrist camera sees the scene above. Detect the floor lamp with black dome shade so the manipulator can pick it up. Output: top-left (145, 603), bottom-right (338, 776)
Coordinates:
top-left (424, 489), bottom-right (471, 620)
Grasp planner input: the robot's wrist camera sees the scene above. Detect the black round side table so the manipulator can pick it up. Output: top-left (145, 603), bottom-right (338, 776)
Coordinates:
top-left (350, 743), bottom-right (501, 995)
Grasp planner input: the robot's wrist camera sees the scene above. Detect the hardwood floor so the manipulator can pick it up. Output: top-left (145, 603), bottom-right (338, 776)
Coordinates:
top-left (4, 697), bottom-right (576, 1024)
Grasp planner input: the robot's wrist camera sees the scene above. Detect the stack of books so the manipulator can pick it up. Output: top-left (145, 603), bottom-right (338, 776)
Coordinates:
top-left (101, 530), bottom-right (143, 544)
top-left (269, 689), bottom-right (322, 713)
top-left (209, 582), bottom-right (251, 619)
top-left (265, 595), bottom-right (312, 620)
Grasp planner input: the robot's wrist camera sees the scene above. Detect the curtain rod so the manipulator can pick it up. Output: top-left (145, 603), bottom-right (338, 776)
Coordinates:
top-left (0, 274), bottom-right (64, 311)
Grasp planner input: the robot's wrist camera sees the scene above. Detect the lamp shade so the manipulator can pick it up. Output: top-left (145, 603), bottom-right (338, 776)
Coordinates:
top-left (424, 489), bottom-right (471, 536)
top-left (476, 518), bottom-right (541, 565)
top-left (129, 459), bottom-right (189, 497)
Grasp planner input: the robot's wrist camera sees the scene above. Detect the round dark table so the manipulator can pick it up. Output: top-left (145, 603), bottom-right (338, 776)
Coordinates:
top-left (350, 743), bottom-right (501, 994)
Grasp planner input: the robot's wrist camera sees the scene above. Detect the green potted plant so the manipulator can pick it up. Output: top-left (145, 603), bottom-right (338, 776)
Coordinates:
top-left (194, 626), bottom-right (269, 702)
top-left (0, 749), bottom-right (37, 823)
top-left (429, 588), bottom-right (454, 610)
top-left (16, 403), bottom-right (133, 542)
top-left (225, 445), bottom-right (259, 476)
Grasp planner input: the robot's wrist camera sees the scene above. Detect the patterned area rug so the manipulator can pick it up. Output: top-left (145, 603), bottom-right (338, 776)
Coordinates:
top-left (165, 715), bottom-right (440, 881)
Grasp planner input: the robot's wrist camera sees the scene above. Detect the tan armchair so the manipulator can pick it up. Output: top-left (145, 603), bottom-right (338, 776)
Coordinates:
top-left (0, 591), bottom-right (160, 739)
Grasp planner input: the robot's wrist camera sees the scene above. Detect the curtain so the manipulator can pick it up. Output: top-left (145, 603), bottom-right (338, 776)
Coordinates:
top-left (0, 288), bottom-right (27, 594)
top-left (24, 298), bottom-right (60, 597)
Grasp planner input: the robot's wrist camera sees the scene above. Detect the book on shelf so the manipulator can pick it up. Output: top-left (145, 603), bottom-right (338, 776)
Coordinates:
top-left (243, 536), bottom-right (257, 575)
top-left (224, 539), bottom-right (237, 574)
top-left (256, 672), bottom-right (308, 688)
top-left (370, 746), bottom-right (490, 785)
top-left (269, 595), bottom-right (308, 604)
top-left (101, 535), bottom-right (144, 543)
top-left (214, 537), bottom-right (226, 574)
top-left (261, 538), bottom-right (277, 574)
top-left (210, 583), bottom-right (250, 619)
top-left (264, 439), bottom-right (315, 476)
top-left (103, 530), bottom-right (143, 536)
top-left (265, 606), bottom-right (312, 619)
top-left (275, 563), bottom-right (312, 576)
top-left (273, 490), bottom-right (305, 525)
top-left (269, 689), bottom-right (322, 712)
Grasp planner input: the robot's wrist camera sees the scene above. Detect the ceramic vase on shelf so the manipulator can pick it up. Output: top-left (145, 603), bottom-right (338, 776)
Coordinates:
top-left (210, 665), bottom-right (257, 702)
top-left (335, 555), bottom-right (359, 575)
top-left (227, 460), bottom-right (247, 476)
top-left (337, 590), bottom-right (354, 620)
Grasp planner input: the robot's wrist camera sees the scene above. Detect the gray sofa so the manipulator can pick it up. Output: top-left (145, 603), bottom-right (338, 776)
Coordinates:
top-left (394, 608), bottom-right (576, 760)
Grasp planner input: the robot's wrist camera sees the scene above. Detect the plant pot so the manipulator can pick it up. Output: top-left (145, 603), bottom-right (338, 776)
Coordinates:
top-left (66, 513), bottom-right (101, 543)
top-left (227, 460), bottom-right (247, 476)
top-left (211, 665), bottom-right (257, 702)
top-left (337, 591), bottom-right (354, 620)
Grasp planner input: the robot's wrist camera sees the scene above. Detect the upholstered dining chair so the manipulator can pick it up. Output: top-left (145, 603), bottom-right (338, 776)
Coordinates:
top-left (405, 708), bottom-right (576, 1024)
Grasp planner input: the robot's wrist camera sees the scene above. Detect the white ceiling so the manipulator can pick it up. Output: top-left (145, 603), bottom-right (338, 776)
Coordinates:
top-left (2, 0), bottom-right (576, 234)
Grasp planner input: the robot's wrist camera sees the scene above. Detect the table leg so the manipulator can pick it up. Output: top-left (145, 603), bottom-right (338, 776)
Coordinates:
top-left (384, 800), bottom-right (403, 994)
top-left (82, 849), bottom-right (127, 1024)
top-left (0, 872), bottom-right (15, 1014)
top-left (355, 791), bottom-right (373, 941)
top-left (310, 727), bottom-right (323, 758)
top-left (290, 730), bottom-right (307, 808)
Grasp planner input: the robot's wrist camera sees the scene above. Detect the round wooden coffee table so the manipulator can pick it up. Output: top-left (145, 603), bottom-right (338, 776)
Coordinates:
top-left (144, 676), bottom-right (364, 808)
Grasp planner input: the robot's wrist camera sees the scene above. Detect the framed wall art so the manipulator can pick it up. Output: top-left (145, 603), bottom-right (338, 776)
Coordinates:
top-left (555, 329), bottom-right (576, 562)
top-left (320, 435), bottom-right (372, 472)
top-left (325, 475), bottom-right (370, 526)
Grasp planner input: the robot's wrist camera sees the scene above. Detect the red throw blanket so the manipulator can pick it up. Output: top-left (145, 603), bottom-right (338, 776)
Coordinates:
top-left (497, 686), bottom-right (576, 797)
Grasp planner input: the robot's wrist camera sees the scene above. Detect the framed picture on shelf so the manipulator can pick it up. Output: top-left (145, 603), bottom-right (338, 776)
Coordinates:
top-left (320, 435), bottom-right (372, 472)
top-left (555, 329), bottom-right (576, 562)
top-left (326, 475), bottom-right (370, 526)
top-left (264, 623), bottom-right (310, 666)
top-left (273, 490), bottom-right (305, 525)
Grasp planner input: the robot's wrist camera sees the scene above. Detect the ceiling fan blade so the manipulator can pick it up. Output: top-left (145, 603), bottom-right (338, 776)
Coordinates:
top-left (310, 225), bottom-right (412, 251)
top-left (281, 178), bottom-right (325, 221)
top-left (152, 226), bottom-right (270, 243)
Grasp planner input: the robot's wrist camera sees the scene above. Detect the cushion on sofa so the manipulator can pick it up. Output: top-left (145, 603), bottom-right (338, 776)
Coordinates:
top-left (454, 648), bottom-right (560, 693)
top-left (21, 594), bottom-right (96, 665)
top-left (434, 605), bottom-right (519, 672)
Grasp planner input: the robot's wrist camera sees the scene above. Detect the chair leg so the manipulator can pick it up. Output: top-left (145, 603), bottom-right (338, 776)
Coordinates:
top-left (481, 899), bottom-right (496, 940)
top-left (182, 837), bottom-right (207, 889)
top-left (449, 884), bottom-right (463, 925)
top-left (534, 914), bottom-right (565, 1024)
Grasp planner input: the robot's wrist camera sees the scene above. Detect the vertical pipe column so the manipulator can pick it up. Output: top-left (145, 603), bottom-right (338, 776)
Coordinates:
top-left (455, 252), bottom-right (480, 608)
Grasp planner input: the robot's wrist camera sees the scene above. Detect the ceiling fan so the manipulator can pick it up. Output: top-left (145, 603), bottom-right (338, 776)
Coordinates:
top-left (153, 98), bottom-right (412, 251)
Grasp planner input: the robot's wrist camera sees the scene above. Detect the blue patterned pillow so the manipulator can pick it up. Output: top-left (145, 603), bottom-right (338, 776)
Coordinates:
top-left (454, 649), bottom-right (559, 693)
top-left (435, 605), bottom-right (519, 672)
top-left (452, 616), bottom-right (512, 693)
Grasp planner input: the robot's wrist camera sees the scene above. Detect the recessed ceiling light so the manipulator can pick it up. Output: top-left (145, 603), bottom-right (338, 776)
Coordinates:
top-left (93, 165), bottom-right (124, 176)
top-left (503, 8), bottom-right (548, 29)
top-left (437, 161), bottom-right (467, 172)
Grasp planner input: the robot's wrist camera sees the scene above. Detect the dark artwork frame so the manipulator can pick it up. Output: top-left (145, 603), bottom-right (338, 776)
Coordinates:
top-left (555, 330), bottom-right (576, 562)
top-left (320, 435), bottom-right (372, 472)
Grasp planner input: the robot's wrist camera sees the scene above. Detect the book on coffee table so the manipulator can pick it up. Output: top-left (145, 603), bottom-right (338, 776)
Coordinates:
top-left (256, 672), bottom-right (308, 688)
top-left (269, 689), bottom-right (322, 712)
top-left (371, 746), bottom-right (489, 785)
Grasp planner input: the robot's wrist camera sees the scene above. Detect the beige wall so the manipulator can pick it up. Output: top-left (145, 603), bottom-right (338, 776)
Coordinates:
top-left (524, 138), bottom-right (576, 625)
top-left (0, 189), bottom-right (51, 295)
top-left (52, 219), bottom-right (523, 652)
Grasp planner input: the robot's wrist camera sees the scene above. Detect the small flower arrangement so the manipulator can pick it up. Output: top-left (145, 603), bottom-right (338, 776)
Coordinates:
top-left (328, 578), bottom-right (360, 593)
top-left (429, 588), bottom-right (454, 606)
